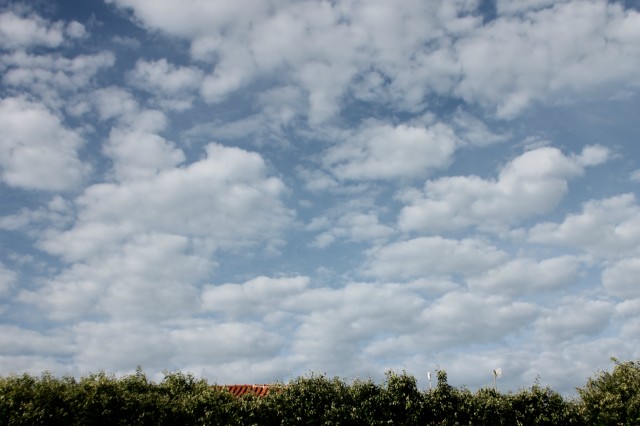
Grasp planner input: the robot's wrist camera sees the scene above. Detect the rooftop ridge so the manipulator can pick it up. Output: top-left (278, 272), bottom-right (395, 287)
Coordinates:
top-left (215, 383), bottom-right (284, 397)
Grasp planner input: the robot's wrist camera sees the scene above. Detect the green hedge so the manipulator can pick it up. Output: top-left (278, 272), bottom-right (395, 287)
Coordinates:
top-left (1, 359), bottom-right (638, 425)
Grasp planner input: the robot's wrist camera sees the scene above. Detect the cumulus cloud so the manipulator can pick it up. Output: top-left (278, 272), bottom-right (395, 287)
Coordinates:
top-left (0, 10), bottom-right (71, 49)
top-left (496, 0), bottom-right (568, 15)
top-left (529, 193), bottom-right (640, 259)
top-left (324, 121), bottom-right (457, 181)
top-left (74, 320), bottom-right (280, 374)
top-left (0, 196), bottom-right (73, 233)
top-left (352, 291), bottom-right (538, 364)
top-left (207, 278), bottom-right (431, 376)
top-left (90, 86), bottom-right (141, 122)
top-left (534, 298), bottom-right (615, 344)
top-left (364, 236), bottom-right (508, 280)
top-left (107, 0), bottom-right (640, 121)
top-left (0, 97), bottom-right (89, 190)
top-left (310, 211), bottom-right (395, 248)
top-left (399, 145), bottom-right (609, 234)
top-left (68, 317), bottom-right (289, 382)
top-left (128, 58), bottom-right (203, 95)
top-left (467, 255), bottom-right (581, 297)
top-left (452, 111), bottom-right (511, 147)
top-left (87, 86), bottom-right (188, 182)
top-left (185, 85), bottom-right (305, 147)
top-left (418, 292), bottom-right (538, 348)
top-left (429, 335), bottom-right (640, 395)
top-left (202, 275), bottom-right (539, 380)
top-left (291, 282), bottom-right (428, 372)
top-left (602, 258), bottom-right (640, 299)
top-left (0, 325), bottom-right (72, 356)
top-left (104, 127), bottom-right (185, 182)
top-left (1, 50), bottom-right (115, 110)
top-left (455, 1), bottom-right (640, 117)
top-left (17, 141), bottom-right (293, 323)
top-left (126, 58), bottom-right (203, 110)
top-left (21, 233), bottom-right (211, 321)
top-left (38, 143), bottom-right (293, 262)
top-left (0, 263), bottom-right (17, 298)
top-left (202, 276), bottom-right (310, 319)
top-left (67, 277), bottom-right (441, 381)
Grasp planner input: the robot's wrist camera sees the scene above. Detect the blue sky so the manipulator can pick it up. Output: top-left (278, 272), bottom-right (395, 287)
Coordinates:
top-left (1, 0), bottom-right (640, 394)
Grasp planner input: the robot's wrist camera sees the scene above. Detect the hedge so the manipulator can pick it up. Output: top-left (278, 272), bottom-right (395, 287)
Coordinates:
top-left (1, 359), bottom-right (638, 425)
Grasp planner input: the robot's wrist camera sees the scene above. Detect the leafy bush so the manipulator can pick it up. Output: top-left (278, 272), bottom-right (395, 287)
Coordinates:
top-left (0, 360), bottom-right (638, 425)
top-left (577, 358), bottom-right (640, 425)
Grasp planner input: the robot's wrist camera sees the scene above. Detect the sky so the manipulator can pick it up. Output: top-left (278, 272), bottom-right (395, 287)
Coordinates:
top-left (1, 0), bottom-right (640, 395)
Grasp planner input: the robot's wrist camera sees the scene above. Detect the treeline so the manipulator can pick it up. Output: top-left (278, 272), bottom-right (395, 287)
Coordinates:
top-left (0, 359), bottom-right (638, 425)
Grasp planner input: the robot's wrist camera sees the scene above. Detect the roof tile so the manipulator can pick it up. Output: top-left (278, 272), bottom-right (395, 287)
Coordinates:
top-left (217, 384), bottom-right (278, 397)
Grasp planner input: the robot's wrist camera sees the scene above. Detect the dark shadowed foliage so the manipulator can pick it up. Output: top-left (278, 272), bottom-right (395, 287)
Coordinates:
top-left (1, 361), bottom-right (638, 425)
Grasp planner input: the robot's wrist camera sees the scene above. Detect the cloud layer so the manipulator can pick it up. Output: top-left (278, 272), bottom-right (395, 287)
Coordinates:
top-left (1, 0), bottom-right (639, 396)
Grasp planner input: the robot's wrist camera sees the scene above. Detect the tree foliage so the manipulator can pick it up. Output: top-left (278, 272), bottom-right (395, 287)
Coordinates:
top-left (0, 360), bottom-right (637, 425)
top-left (577, 358), bottom-right (640, 425)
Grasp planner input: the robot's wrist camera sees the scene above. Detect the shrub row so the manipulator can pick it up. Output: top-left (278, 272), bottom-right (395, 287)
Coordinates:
top-left (1, 360), bottom-right (638, 425)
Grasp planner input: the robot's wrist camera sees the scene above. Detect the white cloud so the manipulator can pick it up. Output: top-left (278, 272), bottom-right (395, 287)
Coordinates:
top-left (107, 0), bottom-right (475, 121)
top-left (104, 127), bottom-right (185, 182)
top-left (65, 21), bottom-right (87, 39)
top-left (418, 291), bottom-right (538, 348)
top-left (72, 320), bottom-right (174, 373)
top-left (202, 276), bottom-right (528, 379)
top-left (364, 236), bottom-right (508, 280)
top-left (310, 211), bottom-right (394, 248)
top-left (106, 0), bottom-right (267, 40)
top-left (39, 143), bottom-right (293, 263)
top-left (429, 336), bottom-right (639, 395)
top-left (0, 196), bottom-right (73, 234)
top-left (0, 263), bottom-right (17, 298)
top-left (575, 145), bottom-right (610, 167)
top-left (325, 121), bottom-right (457, 181)
top-left (602, 258), bottom-right (640, 299)
top-left (16, 143), bottom-right (291, 322)
top-left (0, 97), bottom-right (89, 191)
top-left (0, 355), bottom-right (74, 378)
top-left (534, 298), bottom-right (615, 344)
top-left (529, 193), bottom-right (640, 259)
top-left (297, 168), bottom-right (342, 193)
top-left (91, 86), bottom-right (140, 122)
top-left (20, 233), bottom-right (210, 321)
top-left (363, 291), bottom-right (538, 363)
top-left (185, 85), bottom-right (304, 146)
top-left (496, 0), bottom-right (568, 15)
top-left (111, 35), bottom-right (141, 49)
top-left (467, 256), bottom-right (581, 297)
top-left (200, 56), bottom-right (253, 104)
top-left (107, 0), bottom-right (640, 122)
top-left (0, 325), bottom-right (72, 356)
top-left (615, 299), bottom-right (640, 318)
top-left (127, 58), bottom-right (203, 104)
top-left (291, 283), bottom-right (427, 371)
top-left (452, 111), bottom-right (511, 147)
top-left (68, 317), bottom-right (286, 379)
top-left (170, 319), bottom-right (285, 365)
top-left (89, 89), bottom-right (179, 183)
top-left (399, 145), bottom-right (609, 234)
top-left (455, 1), bottom-right (640, 118)
top-left (1, 51), bottom-right (115, 109)
top-left (202, 276), bottom-right (310, 318)
top-left (0, 10), bottom-right (65, 49)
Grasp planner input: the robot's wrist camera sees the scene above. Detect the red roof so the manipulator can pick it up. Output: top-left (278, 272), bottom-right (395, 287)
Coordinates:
top-left (218, 384), bottom-right (277, 397)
